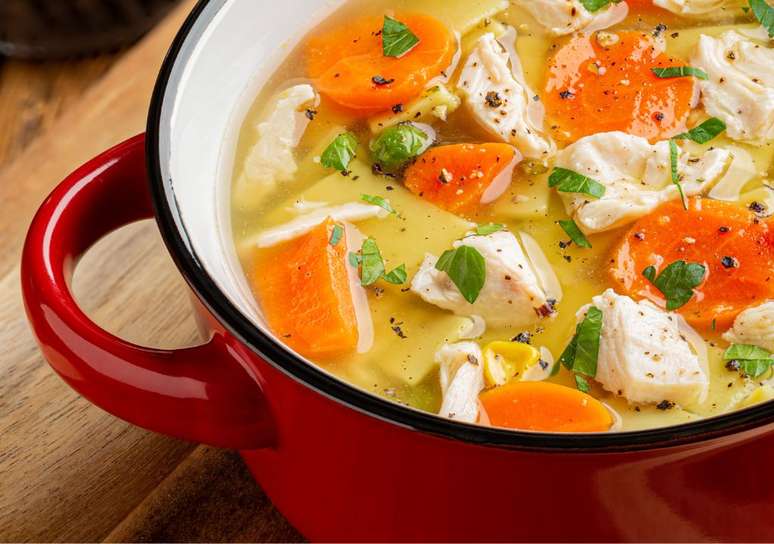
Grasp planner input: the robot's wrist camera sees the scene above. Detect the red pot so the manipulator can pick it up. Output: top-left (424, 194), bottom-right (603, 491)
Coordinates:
top-left (20, 2), bottom-right (774, 541)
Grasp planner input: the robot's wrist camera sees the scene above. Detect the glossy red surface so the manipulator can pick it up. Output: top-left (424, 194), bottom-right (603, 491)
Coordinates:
top-left (21, 135), bottom-right (774, 541)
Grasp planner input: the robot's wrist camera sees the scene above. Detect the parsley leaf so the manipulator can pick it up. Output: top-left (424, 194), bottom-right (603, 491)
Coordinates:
top-left (435, 245), bottom-right (487, 304)
top-left (348, 252), bottom-right (362, 268)
top-left (560, 306), bottom-right (603, 378)
top-left (750, 0), bottom-right (774, 37)
top-left (476, 223), bottom-right (506, 236)
top-left (321, 132), bottom-right (358, 172)
top-left (361, 194), bottom-right (396, 214)
top-left (558, 219), bottom-right (592, 248)
top-left (382, 264), bottom-right (408, 285)
top-left (351, 238), bottom-right (407, 286)
top-left (329, 224), bottom-right (344, 246)
top-left (548, 167), bottom-right (606, 199)
top-left (382, 16), bottom-right (420, 58)
top-left (673, 117), bottom-right (727, 144)
top-left (575, 374), bottom-right (592, 393)
top-left (579, 0), bottom-right (614, 11)
top-left (723, 344), bottom-right (773, 378)
top-left (642, 260), bottom-right (707, 311)
top-left (739, 359), bottom-right (774, 378)
top-left (651, 66), bottom-right (709, 80)
top-left (669, 139), bottom-right (687, 210)
top-left (369, 123), bottom-right (429, 169)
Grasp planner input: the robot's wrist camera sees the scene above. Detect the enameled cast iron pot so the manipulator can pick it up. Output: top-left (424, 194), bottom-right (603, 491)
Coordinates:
top-left (20, 0), bottom-right (774, 540)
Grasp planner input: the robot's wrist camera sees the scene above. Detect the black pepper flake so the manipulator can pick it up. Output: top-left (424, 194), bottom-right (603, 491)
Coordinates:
top-left (652, 23), bottom-right (667, 37)
top-left (485, 91), bottom-right (503, 108)
top-left (467, 354), bottom-right (479, 366)
top-left (305, 109), bottom-right (317, 120)
top-left (539, 360), bottom-right (549, 370)
top-left (721, 256), bottom-right (739, 269)
top-left (536, 299), bottom-right (557, 318)
top-left (654, 111), bottom-right (664, 122)
top-left (750, 201), bottom-right (767, 215)
top-left (718, 226), bottom-right (730, 233)
top-left (656, 400), bottom-right (675, 410)
top-left (391, 325), bottom-right (407, 339)
top-left (726, 360), bottom-right (741, 371)
top-left (634, 231), bottom-right (646, 241)
top-left (559, 240), bottom-right (570, 249)
top-left (670, 32), bottom-right (679, 38)
top-left (372, 75), bottom-right (395, 86)
top-left (559, 90), bottom-right (575, 100)
top-left (372, 163), bottom-right (396, 178)
top-left (512, 332), bottom-right (532, 344)
top-left (392, 103), bottom-right (404, 113)
top-left (727, 51), bottom-right (736, 61)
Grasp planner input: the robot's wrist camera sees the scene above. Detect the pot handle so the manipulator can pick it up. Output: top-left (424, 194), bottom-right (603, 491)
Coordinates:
top-left (21, 134), bottom-right (275, 450)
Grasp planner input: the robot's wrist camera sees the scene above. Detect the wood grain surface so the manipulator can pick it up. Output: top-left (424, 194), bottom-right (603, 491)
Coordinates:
top-left (0, 2), bottom-right (302, 541)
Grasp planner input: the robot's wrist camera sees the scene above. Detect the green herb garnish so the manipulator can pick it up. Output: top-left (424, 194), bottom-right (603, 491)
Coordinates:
top-left (435, 245), bottom-right (487, 304)
top-left (382, 264), bottom-right (408, 285)
top-left (361, 194), bottom-right (396, 214)
top-left (579, 0), bottom-right (614, 11)
top-left (558, 219), bottom-right (592, 249)
top-left (749, 0), bottom-right (774, 37)
top-left (651, 66), bottom-right (709, 80)
top-left (723, 344), bottom-right (774, 378)
top-left (575, 374), bottom-right (592, 393)
top-left (382, 15), bottom-right (420, 58)
top-left (321, 132), bottom-right (358, 172)
top-left (560, 306), bottom-right (604, 378)
top-left (669, 139), bottom-right (687, 210)
top-left (673, 117), bottom-right (727, 144)
top-left (369, 123), bottom-right (429, 169)
top-left (548, 167), bottom-right (606, 199)
top-left (475, 223), bottom-right (506, 236)
top-left (353, 238), bottom-right (407, 286)
top-left (642, 260), bottom-right (706, 311)
top-left (329, 224), bottom-right (344, 246)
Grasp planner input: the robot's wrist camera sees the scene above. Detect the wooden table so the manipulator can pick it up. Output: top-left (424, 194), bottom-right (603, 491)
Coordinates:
top-left (0, 2), bottom-right (302, 541)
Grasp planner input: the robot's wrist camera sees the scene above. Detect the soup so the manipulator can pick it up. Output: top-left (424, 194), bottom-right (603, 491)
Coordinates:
top-left (231, 0), bottom-right (774, 432)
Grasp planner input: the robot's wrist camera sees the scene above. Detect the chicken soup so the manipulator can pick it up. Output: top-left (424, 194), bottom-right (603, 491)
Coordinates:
top-left (232, 0), bottom-right (774, 432)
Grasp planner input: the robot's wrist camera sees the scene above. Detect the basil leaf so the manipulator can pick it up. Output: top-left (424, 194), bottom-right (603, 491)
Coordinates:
top-left (382, 264), bottom-right (408, 285)
top-left (750, 0), bottom-right (774, 37)
top-left (348, 252), bottom-right (362, 268)
top-left (558, 219), bottom-right (592, 249)
top-left (643, 265), bottom-right (657, 283)
top-left (575, 374), bottom-right (592, 393)
top-left (382, 16), bottom-right (420, 58)
top-left (476, 223), bottom-right (506, 236)
top-left (359, 238), bottom-right (386, 286)
top-left (669, 139), bottom-right (687, 210)
top-left (651, 66), bottom-right (709, 80)
top-left (370, 123), bottom-right (428, 169)
top-left (738, 359), bottom-right (774, 378)
top-left (580, 0), bottom-right (613, 11)
top-left (321, 132), bottom-right (358, 172)
top-left (361, 194), bottom-right (396, 214)
top-left (548, 167), bottom-right (606, 199)
top-left (435, 245), bottom-right (487, 304)
top-left (329, 224), bottom-right (344, 246)
top-left (559, 307), bottom-right (603, 378)
top-left (724, 343), bottom-right (773, 361)
top-left (642, 260), bottom-right (707, 311)
top-left (559, 334), bottom-right (578, 371)
top-left (673, 117), bottom-right (727, 144)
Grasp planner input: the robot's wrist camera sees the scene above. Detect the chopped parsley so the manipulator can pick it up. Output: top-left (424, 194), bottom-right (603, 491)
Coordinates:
top-left (749, 0), bottom-right (774, 37)
top-left (548, 167), bottom-right (606, 199)
top-left (475, 223), bottom-right (506, 236)
top-left (382, 15), bottom-right (420, 58)
top-left (321, 132), bottom-right (358, 172)
top-left (557, 219), bottom-right (592, 249)
top-left (673, 117), bottom-right (727, 144)
top-left (575, 374), bottom-right (592, 393)
top-left (369, 123), bottom-right (429, 170)
top-left (559, 306), bottom-right (604, 378)
top-left (360, 193), bottom-right (396, 214)
top-left (435, 245), bottom-right (487, 304)
top-left (723, 343), bottom-right (773, 378)
top-left (669, 139), bottom-right (688, 210)
top-left (329, 224), bottom-right (344, 246)
top-left (382, 264), bottom-right (408, 285)
top-left (352, 238), bottom-right (407, 286)
top-left (642, 260), bottom-right (706, 311)
top-left (651, 66), bottom-right (709, 80)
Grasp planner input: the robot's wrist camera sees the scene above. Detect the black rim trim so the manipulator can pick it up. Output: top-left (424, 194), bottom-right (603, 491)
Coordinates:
top-left (145, 0), bottom-right (774, 452)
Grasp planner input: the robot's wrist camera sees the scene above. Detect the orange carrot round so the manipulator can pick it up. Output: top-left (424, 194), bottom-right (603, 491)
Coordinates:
top-left (403, 143), bottom-right (517, 216)
top-left (544, 31), bottom-right (695, 144)
top-left (252, 219), bottom-right (358, 358)
top-left (479, 381), bottom-right (613, 433)
top-left (307, 13), bottom-right (456, 115)
top-left (610, 198), bottom-right (774, 331)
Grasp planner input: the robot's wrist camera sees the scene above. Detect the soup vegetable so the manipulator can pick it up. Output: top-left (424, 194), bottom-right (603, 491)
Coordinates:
top-left (232, 0), bottom-right (774, 432)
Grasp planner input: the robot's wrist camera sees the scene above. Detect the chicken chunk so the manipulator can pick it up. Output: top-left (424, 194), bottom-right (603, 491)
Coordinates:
top-left (437, 342), bottom-right (485, 423)
top-left (554, 131), bottom-right (731, 233)
top-left (692, 31), bottom-right (774, 143)
top-left (514, 0), bottom-right (628, 36)
top-left (458, 28), bottom-right (554, 159)
top-left (411, 231), bottom-right (553, 328)
top-left (588, 289), bottom-right (709, 406)
top-left (653, 0), bottom-right (745, 16)
top-left (723, 301), bottom-right (774, 353)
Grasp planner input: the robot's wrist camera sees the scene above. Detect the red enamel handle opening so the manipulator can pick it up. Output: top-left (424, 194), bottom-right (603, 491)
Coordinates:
top-left (21, 134), bottom-right (274, 450)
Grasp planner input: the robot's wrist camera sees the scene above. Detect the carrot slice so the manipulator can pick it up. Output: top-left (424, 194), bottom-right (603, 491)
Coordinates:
top-left (609, 198), bottom-right (774, 331)
top-left (479, 381), bottom-right (613, 433)
top-left (252, 219), bottom-right (358, 358)
top-left (544, 31), bottom-right (695, 144)
top-left (403, 143), bottom-right (517, 215)
top-left (307, 13), bottom-right (456, 115)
